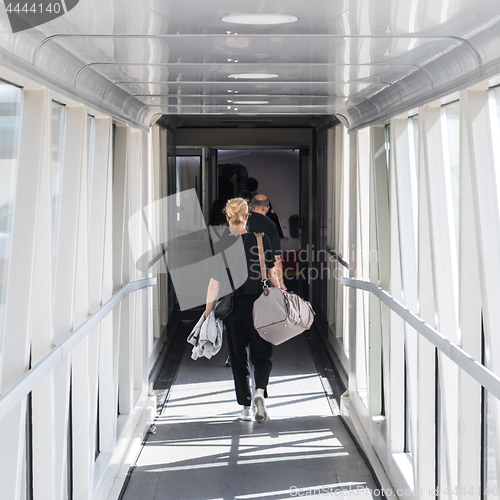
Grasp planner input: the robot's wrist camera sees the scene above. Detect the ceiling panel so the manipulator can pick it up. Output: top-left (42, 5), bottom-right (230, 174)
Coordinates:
top-left (134, 95), bottom-right (368, 107)
top-left (112, 81), bottom-right (380, 96)
top-left (36, 34), bottom-right (471, 67)
top-left (89, 63), bottom-right (422, 85)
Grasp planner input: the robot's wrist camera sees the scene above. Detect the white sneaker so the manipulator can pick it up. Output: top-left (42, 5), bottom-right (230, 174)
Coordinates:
top-left (253, 395), bottom-right (268, 424)
top-left (239, 407), bottom-right (254, 421)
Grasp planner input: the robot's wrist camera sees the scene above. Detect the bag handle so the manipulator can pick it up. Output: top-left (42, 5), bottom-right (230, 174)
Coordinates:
top-left (255, 233), bottom-right (270, 295)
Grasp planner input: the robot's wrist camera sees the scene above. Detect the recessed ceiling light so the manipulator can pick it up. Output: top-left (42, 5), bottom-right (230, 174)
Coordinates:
top-left (233, 101), bottom-right (269, 105)
top-left (222, 14), bottom-right (298, 25)
top-left (229, 73), bottom-right (278, 79)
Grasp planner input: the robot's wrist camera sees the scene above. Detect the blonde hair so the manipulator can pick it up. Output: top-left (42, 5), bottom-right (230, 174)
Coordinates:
top-left (224, 198), bottom-right (248, 225)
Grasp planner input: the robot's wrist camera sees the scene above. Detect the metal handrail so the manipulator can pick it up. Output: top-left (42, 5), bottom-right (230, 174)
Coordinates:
top-left (328, 247), bottom-right (349, 269)
top-left (0, 277), bottom-right (156, 422)
top-left (341, 277), bottom-right (500, 402)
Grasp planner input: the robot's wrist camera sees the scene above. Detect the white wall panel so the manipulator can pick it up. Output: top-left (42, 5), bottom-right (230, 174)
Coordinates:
top-left (456, 90), bottom-right (482, 499)
top-left (415, 106), bottom-right (438, 498)
top-left (391, 117), bottom-right (418, 461)
top-left (0, 87), bottom-right (51, 499)
top-left (356, 128), bottom-right (370, 405)
top-left (53, 104), bottom-right (85, 500)
top-left (0, 64), bottom-right (159, 500)
top-left (392, 116), bottom-right (419, 467)
top-left (113, 127), bottom-right (133, 417)
top-left (88, 117), bottom-right (112, 314)
top-left (99, 119), bottom-right (117, 458)
top-left (388, 118), bottom-right (405, 455)
top-left (29, 88), bottom-right (56, 500)
top-left (467, 88), bottom-right (500, 485)
top-left (348, 131), bottom-right (358, 393)
top-left (336, 82), bottom-right (500, 499)
top-left (129, 130), bottom-right (144, 393)
top-left (369, 125), bottom-right (390, 417)
top-left (71, 108), bottom-right (96, 500)
top-left (335, 125), bottom-right (347, 355)
top-left (423, 104), bottom-right (459, 498)
top-left (149, 126), bottom-right (162, 342)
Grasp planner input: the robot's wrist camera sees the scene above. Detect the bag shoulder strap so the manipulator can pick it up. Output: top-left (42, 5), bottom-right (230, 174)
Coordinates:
top-left (255, 233), bottom-right (268, 283)
top-left (208, 227), bottom-right (235, 291)
top-left (220, 249), bottom-right (235, 291)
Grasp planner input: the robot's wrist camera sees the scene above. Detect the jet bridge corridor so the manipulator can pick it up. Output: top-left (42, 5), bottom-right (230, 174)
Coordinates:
top-left (2, 1), bottom-right (500, 499)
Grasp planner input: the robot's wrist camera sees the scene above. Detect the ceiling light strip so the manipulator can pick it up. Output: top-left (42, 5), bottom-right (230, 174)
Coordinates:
top-left (221, 14), bottom-right (298, 25)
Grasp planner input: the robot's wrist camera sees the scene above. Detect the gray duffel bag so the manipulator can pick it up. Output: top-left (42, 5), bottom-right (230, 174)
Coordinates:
top-left (252, 233), bottom-right (315, 345)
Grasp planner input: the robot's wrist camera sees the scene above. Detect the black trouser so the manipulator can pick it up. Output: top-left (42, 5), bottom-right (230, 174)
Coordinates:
top-left (224, 294), bottom-right (273, 406)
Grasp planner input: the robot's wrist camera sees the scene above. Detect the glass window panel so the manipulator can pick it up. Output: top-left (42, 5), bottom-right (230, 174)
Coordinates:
top-left (408, 115), bottom-right (419, 234)
top-left (0, 82), bottom-right (22, 342)
top-left (489, 87), bottom-right (500, 221)
top-left (342, 125), bottom-right (350, 358)
top-left (441, 102), bottom-right (460, 254)
top-left (487, 90), bottom-right (500, 495)
top-left (87, 114), bottom-right (96, 225)
top-left (406, 115), bottom-right (419, 458)
top-left (51, 101), bottom-right (66, 279)
top-left (483, 315), bottom-right (499, 498)
top-left (384, 124), bottom-right (391, 200)
top-left (404, 353), bottom-right (413, 456)
top-left (485, 391), bottom-right (499, 498)
top-left (176, 155), bottom-right (202, 226)
top-left (439, 102), bottom-right (460, 498)
top-left (177, 156), bottom-right (201, 196)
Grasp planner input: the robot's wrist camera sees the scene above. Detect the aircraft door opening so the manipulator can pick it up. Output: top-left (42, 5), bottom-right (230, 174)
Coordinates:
top-left (216, 149), bottom-right (303, 294)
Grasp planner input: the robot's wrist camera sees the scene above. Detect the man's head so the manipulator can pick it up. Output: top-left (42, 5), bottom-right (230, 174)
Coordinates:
top-left (246, 177), bottom-right (259, 192)
top-left (239, 190), bottom-right (252, 202)
top-left (249, 194), bottom-right (270, 215)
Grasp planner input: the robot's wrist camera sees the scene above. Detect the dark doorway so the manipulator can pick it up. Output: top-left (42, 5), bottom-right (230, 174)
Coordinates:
top-left (217, 149), bottom-right (305, 294)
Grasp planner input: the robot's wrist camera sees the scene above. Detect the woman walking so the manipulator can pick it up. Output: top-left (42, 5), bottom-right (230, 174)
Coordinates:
top-left (205, 198), bottom-right (282, 423)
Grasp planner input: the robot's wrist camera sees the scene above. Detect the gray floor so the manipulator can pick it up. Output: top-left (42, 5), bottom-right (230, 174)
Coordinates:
top-left (121, 332), bottom-right (380, 500)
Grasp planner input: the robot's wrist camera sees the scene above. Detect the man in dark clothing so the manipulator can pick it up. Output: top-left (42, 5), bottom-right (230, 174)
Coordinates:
top-left (246, 177), bottom-right (259, 194)
top-left (218, 166), bottom-right (236, 202)
top-left (267, 201), bottom-right (285, 238)
top-left (247, 194), bottom-right (287, 290)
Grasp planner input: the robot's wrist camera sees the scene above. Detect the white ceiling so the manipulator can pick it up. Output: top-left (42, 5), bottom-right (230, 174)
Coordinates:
top-left (1, 0), bottom-right (500, 130)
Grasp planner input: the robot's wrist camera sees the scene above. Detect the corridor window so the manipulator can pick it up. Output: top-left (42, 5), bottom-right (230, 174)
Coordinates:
top-left (483, 323), bottom-right (498, 498)
top-left (0, 82), bottom-right (22, 340)
top-left (87, 114), bottom-right (96, 224)
top-left (51, 101), bottom-right (66, 277)
top-left (408, 115), bottom-right (419, 233)
top-left (384, 123), bottom-right (391, 199)
top-left (441, 101), bottom-right (460, 254)
top-left (489, 86), bottom-right (500, 217)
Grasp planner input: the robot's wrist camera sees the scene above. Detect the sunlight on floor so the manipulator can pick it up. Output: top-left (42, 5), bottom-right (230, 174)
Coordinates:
top-left (120, 335), bottom-right (380, 500)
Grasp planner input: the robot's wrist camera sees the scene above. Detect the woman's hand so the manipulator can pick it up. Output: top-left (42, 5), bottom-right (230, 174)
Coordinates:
top-left (275, 256), bottom-right (287, 290)
top-left (268, 267), bottom-right (283, 289)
